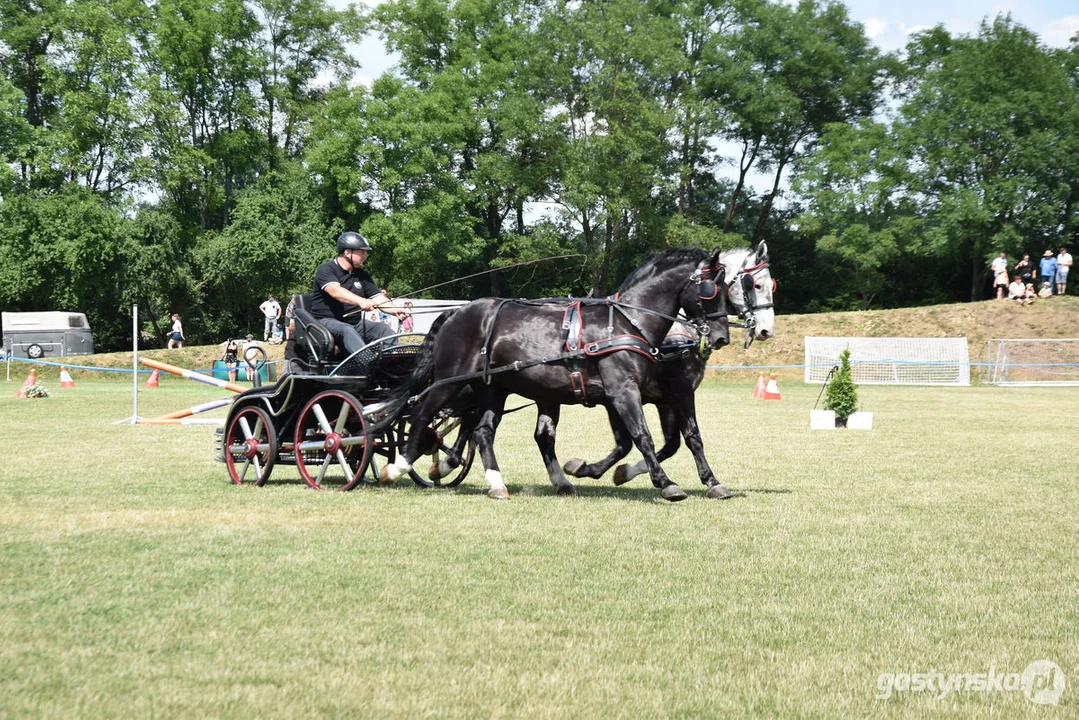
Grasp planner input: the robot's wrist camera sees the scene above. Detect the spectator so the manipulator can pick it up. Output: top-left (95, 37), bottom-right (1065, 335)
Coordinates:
top-left (1007, 275), bottom-right (1028, 304)
top-left (1038, 282), bottom-right (1053, 298)
top-left (284, 296), bottom-right (296, 341)
top-left (259, 295), bottom-right (281, 341)
top-left (1056, 247), bottom-right (1072, 295)
top-left (401, 301), bottom-right (415, 332)
top-left (990, 252), bottom-right (1008, 299)
top-left (1015, 254), bottom-right (1035, 286)
top-left (167, 313), bottom-right (184, 348)
top-left (1025, 283), bottom-right (1037, 303)
top-left (1039, 251), bottom-right (1058, 295)
top-left (220, 337), bottom-right (239, 382)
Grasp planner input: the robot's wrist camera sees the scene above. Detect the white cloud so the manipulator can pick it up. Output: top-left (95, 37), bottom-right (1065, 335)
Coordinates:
top-left (1041, 15), bottom-right (1079, 47)
top-left (862, 18), bottom-right (890, 40)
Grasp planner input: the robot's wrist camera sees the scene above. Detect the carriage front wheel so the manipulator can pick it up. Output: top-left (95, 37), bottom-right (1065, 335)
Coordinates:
top-left (225, 405), bottom-right (278, 486)
top-left (294, 390), bottom-right (373, 491)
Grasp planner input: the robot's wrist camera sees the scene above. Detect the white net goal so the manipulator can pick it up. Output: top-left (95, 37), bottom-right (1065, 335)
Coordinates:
top-left (804, 337), bottom-right (971, 386)
top-left (984, 339), bottom-right (1079, 386)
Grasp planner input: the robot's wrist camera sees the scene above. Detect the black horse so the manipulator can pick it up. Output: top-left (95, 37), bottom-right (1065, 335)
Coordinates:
top-left (378, 248), bottom-right (730, 501)
top-left (560, 243), bottom-right (776, 496)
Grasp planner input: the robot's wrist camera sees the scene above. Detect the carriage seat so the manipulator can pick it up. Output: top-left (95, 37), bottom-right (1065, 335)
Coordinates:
top-left (286, 293), bottom-right (344, 373)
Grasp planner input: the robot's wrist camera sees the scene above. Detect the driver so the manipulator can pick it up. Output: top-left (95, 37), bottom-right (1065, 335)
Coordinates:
top-left (309, 231), bottom-right (411, 355)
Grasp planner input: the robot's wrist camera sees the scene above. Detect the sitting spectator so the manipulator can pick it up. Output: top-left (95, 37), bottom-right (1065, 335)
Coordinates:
top-left (1038, 282), bottom-right (1053, 298)
top-left (1008, 275), bottom-right (1028, 304)
top-left (1024, 283), bottom-right (1037, 303)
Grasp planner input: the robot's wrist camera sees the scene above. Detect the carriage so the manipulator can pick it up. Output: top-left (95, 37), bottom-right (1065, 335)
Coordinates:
top-left (214, 298), bottom-right (476, 491)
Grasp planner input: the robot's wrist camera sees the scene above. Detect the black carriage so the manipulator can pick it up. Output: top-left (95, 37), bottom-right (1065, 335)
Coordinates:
top-left (214, 299), bottom-right (476, 491)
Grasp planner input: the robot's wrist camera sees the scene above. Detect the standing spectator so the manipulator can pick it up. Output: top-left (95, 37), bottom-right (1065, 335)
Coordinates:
top-left (220, 338), bottom-right (239, 382)
top-left (1039, 251), bottom-right (1058, 295)
top-left (167, 313), bottom-right (184, 348)
top-left (1015, 254), bottom-right (1035, 286)
top-left (284, 296), bottom-right (296, 340)
top-left (259, 295), bottom-right (281, 341)
top-left (1007, 275), bottom-right (1028, 304)
top-left (401, 301), bottom-right (415, 332)
top-left (1056, 247), bottom-right (1072, 295)
top-left (990, 252), bottom-right (1008, 299)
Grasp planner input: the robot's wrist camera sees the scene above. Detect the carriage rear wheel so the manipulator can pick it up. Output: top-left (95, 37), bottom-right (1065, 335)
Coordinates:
top-left (294, 390), bottom-right (373, 491)
top-left (225, 406), bottom-right (277, 486)
top-left (410, 412), bottom-right (477, 488)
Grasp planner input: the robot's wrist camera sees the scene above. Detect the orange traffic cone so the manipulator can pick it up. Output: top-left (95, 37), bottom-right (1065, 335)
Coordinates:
top-left (59, 366), bottom-right (76, 388)
top-left (763, 373), bottom-right (782, 400)
top-left (145, 368), bottom-right (160, 388)
top-left (752, 372), bottom-right (766, 399)
top-left (16, 368), bottom-right (37, 398)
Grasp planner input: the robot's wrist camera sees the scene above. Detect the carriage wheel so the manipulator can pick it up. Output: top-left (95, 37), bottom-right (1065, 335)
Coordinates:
top-left (225, 406), bottom-right (277, 486)
top-left (407, 413), bottom-right (477, 489)
top-left (293, 390), bottom-right (373, 491)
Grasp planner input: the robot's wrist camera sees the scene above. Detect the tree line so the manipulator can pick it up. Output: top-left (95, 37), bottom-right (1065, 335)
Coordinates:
top-left (0, 0), bottom-right (1076, 351)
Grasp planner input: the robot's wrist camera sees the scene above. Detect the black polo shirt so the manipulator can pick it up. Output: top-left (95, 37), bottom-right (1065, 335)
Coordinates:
top-left (310, 258), bottom-right (380, 320)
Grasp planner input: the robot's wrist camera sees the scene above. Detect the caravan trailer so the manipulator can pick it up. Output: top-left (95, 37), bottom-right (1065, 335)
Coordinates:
top-left (1, 311), bottom-right (95, 359)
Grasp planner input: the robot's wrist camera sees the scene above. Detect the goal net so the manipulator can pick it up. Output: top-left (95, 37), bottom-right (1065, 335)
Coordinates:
top-left (804, 337), bottom-right (971, 386)
top-left (984, 339), bottom-right (1079, 385)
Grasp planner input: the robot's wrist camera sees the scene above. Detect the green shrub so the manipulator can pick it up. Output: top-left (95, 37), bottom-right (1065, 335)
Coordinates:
top-left (825, 348), bottom-right (858, 422)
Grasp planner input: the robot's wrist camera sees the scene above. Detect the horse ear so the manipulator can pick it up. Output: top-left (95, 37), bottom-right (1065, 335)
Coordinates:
top-left (756, 240), bottom-right (769, 261)
top-left (710, 248), bottom-right (723, 267)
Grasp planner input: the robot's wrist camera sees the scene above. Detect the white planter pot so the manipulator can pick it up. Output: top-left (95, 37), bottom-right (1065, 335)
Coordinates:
top-left (846, 411), bottom-right (874, 430)
top-left (810, 410), bottom-right (836, 430)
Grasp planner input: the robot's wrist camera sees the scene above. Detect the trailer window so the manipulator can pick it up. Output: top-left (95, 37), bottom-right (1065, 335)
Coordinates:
top-left (68, 315), bottom-right (85, 328)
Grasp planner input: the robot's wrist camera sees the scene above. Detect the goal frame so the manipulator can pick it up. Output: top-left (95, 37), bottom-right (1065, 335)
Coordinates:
top-left (983, 338), bottom-right (1079, 386)
top-left (804, 337), bottom-right (971, 386)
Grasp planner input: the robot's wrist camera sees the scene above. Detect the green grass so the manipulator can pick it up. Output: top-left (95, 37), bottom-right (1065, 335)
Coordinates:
top-left (1, 380), bottom-right (1076, 717)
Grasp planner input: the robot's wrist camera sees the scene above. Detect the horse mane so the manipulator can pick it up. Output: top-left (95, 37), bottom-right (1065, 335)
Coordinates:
top-left (617, 247), bottom-right (711, 294)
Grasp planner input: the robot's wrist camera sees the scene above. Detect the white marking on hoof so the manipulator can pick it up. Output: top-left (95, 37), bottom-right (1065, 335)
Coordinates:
top-left (485, 469), bottom-right (508, 499)
top-left (379, 465), bottom-right (400, 484)
top-left (438, 457), bottom-right (454, 477)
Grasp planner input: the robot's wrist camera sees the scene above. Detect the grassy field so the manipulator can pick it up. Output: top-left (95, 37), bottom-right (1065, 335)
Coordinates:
top-left (1, 379), bottom-right (1076, 717)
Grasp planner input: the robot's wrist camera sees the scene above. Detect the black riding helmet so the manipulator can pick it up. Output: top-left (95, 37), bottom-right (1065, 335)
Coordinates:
top-left (336, 231), bottom-right (371, 253)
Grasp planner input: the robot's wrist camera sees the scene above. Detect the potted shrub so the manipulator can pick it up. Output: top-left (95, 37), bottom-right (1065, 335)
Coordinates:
top-left (825, 348), bottom-right (859, 427)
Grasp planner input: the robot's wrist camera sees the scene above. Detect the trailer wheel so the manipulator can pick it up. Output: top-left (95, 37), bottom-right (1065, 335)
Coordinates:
top-left (294, 390), bottom-right (373, 491)
top-left (224, 406), bottom-right (277, 486)
top-left (26, 343), bottom-right (43, 359)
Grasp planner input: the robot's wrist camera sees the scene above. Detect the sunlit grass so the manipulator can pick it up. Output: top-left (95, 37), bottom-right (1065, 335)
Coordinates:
top-left (0, 380), bottom-right (1076, 717)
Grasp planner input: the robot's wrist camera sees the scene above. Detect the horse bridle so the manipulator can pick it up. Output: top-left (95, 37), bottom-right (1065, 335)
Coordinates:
top-left (730, 259), bottom-right (774, 348)
top-left (685, 259), bottom-right (727, 341)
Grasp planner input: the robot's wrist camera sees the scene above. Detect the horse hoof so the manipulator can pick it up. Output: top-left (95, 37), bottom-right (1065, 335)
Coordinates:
top-left (660, 485), bottom-right (688, 502)
top-left (613, 465), bottom-right (632, 486)
top-left (707, 484), bottom-right (734, 500)
top-left (428, 463), bottom-right (442, 481)
top-left (378, 468), bottom-right (397, 485)
top-left (556, 484), bottom-right (576, 497)
top-left (488, 488), bottom-right (510, 500)
top-left (562, 458), bottom-right (585, 477)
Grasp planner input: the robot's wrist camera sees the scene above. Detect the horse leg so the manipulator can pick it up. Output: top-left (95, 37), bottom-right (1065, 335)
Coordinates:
top-left (670, 393), bottom-right (732, 499)
top-left (607, 391), bottom-right (687, 502)
top-left (562, 405), bottom-right (633, 480)
top-left (473, 390), bottom-right (510, 500)
top-left (379, 385), bottom-right (458, 483)
top-left (429, 408), bottom-right (477, 481)
top-left (534, 402), bottom-right (575, 496)
top-left (612, 404), bottom-right (681, 486)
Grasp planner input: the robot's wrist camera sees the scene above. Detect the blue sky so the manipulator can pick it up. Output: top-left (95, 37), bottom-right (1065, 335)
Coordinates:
top-left (339, 0), bottom-right (1079, 85)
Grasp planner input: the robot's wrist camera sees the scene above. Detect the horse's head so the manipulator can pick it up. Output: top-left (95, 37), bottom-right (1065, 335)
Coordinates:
top-left (679, 249), bottom-right (730, 350)
top-left (724, 240), bottom-right (776, 348)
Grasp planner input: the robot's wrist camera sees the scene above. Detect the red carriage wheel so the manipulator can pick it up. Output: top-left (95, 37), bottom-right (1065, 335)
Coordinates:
top-left (293, 390), bottom-right (373, 491)
top-left (224, 406), bottom-right (277, 486)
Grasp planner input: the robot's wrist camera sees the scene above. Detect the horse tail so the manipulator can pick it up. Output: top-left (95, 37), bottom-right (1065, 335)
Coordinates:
top-left (369, 310), bottom-right (456, 431)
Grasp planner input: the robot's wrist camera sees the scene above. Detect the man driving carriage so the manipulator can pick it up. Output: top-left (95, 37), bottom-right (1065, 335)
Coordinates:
top-left (309, 231), bottom-right (411, 355)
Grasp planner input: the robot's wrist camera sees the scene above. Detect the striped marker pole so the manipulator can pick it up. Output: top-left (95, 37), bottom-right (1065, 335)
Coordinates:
top-left (140, 358), bottom-right (247, 394)
top-left (139, 417), bottom-right (225, 426)
top-left (150, 397), bottom-right (233, 421)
